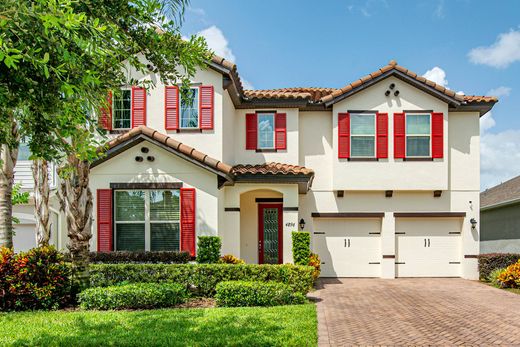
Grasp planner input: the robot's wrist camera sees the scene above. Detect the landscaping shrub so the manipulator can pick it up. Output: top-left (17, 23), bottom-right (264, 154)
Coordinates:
top-left (308, 253), bottom-right (321, 281)
top-left (487, 267), bottom-right (506, 287)
top-left (196, 236), bottom-right (222, 263)
top-left (292, 232), bottom-right (311, 266)
top-left (70, 251), bottom-right (191, 264)
top-left (497, 260), bottom-right (520, 289)
top-left (79, 282), bottom-right (188, 310)
top-left (89, 263), bottom-right (314, 297)
top-left (218, 254), bottom-right (245, 264)
top-left (0, 246), bottom-right (71, 311)
top-left (478, 253), bottom-right (520, 280)
top-left (215, 281), bottom-right (306, 307)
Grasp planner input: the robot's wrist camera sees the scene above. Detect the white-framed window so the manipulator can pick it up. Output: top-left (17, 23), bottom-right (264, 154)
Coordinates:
top-left (112, 89), bottom-right (132, 129)
top-left (257, 113), bottom-right (275, 149)
top-left (17, 142), bottom-right (31, 161)
top-left (180, 87), bottom-right (199, 129)
top-left (350, 113), bottom-right (376, 157)
top-left (406, 114), bottom-right (431, 157)
top-left (114, 190), bottom-right (180, 251)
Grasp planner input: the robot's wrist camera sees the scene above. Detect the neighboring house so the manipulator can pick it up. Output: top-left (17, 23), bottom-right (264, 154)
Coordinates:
top-left (12, 55), bottom-right (497, 280)
top-left (480, 175), bottom-right (520, 253)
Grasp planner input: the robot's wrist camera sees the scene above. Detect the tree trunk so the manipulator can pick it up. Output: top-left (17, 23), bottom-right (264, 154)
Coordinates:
top-left (58, 155), bottom-right (93, 290)
top-left (33, 159), bottom-right (51, 246)
top-left (0, 124), bottom-right (18, 249)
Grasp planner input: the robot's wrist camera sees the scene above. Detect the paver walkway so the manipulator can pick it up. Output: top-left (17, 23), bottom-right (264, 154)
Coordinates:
top-left (310, 278), bottom-right (520, 346)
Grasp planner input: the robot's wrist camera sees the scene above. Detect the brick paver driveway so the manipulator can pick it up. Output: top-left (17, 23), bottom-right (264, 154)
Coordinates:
top-left (311, 278), bottom-right (520, 346)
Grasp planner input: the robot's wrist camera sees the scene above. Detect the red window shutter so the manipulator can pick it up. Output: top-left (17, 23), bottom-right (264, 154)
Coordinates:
top-left (97, 189), bottom-right (113, 252)
top-left (246, 113), bottom-right (257, 150)
top-left (199, 85), bottom-right (214, 130)
top-left (376, 112), bottom-right (388, 158)
top-left (338, 113), bottom-right (350, 158)
top-left (165, 86), bottom-right (179, 130)
top-left (100, 92), bottom-right (112, 130)
top-left (431, 112), bottom-right (444, 158)
top-left (131, 87), bottom-right (146, 127)
top-left (275, 113), bottom-right (287, 150)
top-left (180, 188), bottom-right (196, 257)
top-left (394, 113), bottom-right (406, 159)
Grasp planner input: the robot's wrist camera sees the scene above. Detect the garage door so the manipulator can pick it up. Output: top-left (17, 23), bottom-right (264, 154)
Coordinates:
top-left (395, 219), bottom-right (462, 277)
top-left (313, 219), bottom-right (381, 277)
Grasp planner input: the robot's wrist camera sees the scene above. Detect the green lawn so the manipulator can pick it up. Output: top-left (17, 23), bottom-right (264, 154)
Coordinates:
top-left (0, 304), bottom-right (317, 347)
top-left (505, 288), bottom-right (520, 295)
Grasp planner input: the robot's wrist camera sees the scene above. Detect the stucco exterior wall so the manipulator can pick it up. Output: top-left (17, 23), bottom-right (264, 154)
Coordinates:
top-left (331, 76), bottom-right (449, 191)
top-left (89, 140), bottom-right (220, 250)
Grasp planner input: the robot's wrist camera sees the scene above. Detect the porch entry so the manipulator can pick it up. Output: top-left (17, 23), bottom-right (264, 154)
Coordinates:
top-left (258, 204), bottom-right (283, 264)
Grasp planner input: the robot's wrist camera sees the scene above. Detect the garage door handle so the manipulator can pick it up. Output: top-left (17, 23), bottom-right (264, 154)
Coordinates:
top-left (428, 239), bottom-right (430, 247)
top-left (344, 239), bottom-right (346, 247)
top-left (424, 239), bottom-right (427, 247)
top-left (348, 239), bottom-right (350, 247)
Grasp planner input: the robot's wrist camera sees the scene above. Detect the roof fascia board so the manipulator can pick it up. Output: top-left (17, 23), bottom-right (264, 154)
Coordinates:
top-left (481, 197), bottom-right (520, 211)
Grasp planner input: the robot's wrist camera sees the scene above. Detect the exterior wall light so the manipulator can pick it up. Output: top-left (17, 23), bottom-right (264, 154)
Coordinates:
top-left (470, 218), bottom-right (477, 230)
top-left (299, 218), bottom-right (306, 231)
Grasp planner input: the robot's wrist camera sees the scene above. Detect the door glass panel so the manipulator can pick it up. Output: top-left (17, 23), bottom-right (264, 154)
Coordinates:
top-left (263, 208), bottom-right (279, 264)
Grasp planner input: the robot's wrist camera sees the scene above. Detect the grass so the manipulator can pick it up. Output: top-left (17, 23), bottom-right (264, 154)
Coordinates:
top-left (0, 304), bottom-right (317, 347)
top-left (505, 288), bottom-right (520, 295)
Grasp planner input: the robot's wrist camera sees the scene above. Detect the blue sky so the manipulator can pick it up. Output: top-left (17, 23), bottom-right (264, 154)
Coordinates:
top-left (181, 0), bottom-right (520, 190)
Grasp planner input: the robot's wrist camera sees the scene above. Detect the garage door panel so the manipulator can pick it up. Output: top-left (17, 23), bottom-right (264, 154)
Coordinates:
top-left (396, 219), bottom-right (461, 278)
top-left (313, 219), bottom-right (381, 278)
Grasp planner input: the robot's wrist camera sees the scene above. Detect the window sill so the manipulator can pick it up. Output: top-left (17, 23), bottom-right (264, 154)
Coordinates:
top-left (110, 129), bottom-right (130, 134)
top-left (255, 149), bottom-right (277, 153)
top-left (176, 128), bottom-right (202, 133)
top-left (403, 157), bottom-right (433, 161)
top-left (348, 158), bottom-right (378, 162)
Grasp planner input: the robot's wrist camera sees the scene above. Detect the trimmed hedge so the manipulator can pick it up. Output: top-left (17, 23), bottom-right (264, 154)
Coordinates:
top-left (89, 263), bottom-right (314, 297)
top-left (292, 232), bottom-right (311, 266)
top-left (196, 236), bottom-right (221, 263)
top-left (215, 281), bottom-right (306, 307)
top-left (63, 251), bottom-right (191, 264)
top-left (79, 282), bottom-right (188, 310)
top-left (478, 253), bottom-right (520, 280)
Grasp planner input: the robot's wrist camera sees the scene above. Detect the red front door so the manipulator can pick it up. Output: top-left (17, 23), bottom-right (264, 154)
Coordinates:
top-left (258, 204), bottom-right (283, 264)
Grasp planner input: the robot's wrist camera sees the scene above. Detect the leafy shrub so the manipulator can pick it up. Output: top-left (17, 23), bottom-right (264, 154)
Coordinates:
top-left (196, 236), bottom-right (221, 263)
top-left (478, 253), bottom-right (520, 280)
top-left (292, 232), bottom-right (311, 266)
top-left (308, 253), bottom-right (321, 281)
top-left (79, 282), bottom-right (188, 310)
top-left (0, 246), bottom-right (71, 311)
top-left (63, 251), bottom-right (191, 264)
top-left (215, 281), bottom-right (306, 307)
top-left (90, 263), bottom-right (314, 297)
top-left (218, 254), bottom-right (245, 265)
top-left (487, 268), bottom-right (506, 287)
top-left (497, 260), bottom-right (520, 288)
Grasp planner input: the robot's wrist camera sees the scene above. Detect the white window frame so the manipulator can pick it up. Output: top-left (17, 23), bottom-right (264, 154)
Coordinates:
top-left (114, 189), bottom-right (180, 252)
top-left (350, 113), bottom-right (376, 158)
top-left (405, 113), bottom-right (431, 158)
top-left (257, 112), bottom-right (276, 150)
top-left (179, 86), bottom-right (200, 129)
top-left (112, 88), bottom-right (132, 130)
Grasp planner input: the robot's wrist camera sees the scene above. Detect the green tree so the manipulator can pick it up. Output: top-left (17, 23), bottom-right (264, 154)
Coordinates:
top-left (0, 0), bottom-right (210, 288)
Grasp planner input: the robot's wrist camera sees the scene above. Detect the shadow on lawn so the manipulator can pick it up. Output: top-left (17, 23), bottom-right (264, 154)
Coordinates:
top-left (10, 308), bottom-right (296, 347)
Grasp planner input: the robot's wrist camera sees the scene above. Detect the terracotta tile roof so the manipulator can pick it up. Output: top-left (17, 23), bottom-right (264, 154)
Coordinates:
top-left (232, 162), bottom-right (314, 176)
top-left (210, 55), bottom-right (244, 94)
top-left (101, 125), bottom-right (233, 176)
top-left (244, 88), bottom-right (338, 102)
top-left (463, 95), bottom-right (499, 103)
top-left (481, 175), bottom-right (520, 209)
top-left (320, 60), bottom-right (467, 104)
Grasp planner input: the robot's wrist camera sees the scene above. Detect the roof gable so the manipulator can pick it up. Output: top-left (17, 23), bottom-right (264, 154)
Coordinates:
top-left (481, 175), bottom-right (520, 209)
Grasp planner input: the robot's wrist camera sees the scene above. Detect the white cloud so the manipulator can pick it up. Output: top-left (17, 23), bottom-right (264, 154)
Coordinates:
top-left (197, 25), bottom-right (236, 62)
top-left (434, 0), bottom-right (445, 19)
top-left (481, 129), bottom-right (520, 190)
top-left (468, 29), bottom-right (520, 68)
top-left (422, 66), bottom-right (448, 87)
top-left (480, 112), bottom-right (496, 134)
top-left (487, 86), bottom-right (511, 98)
top-left (241, 79), bottom-right (254, 90)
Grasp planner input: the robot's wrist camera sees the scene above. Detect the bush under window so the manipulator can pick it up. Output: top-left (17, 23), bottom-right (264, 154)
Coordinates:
top-left (215, 281), bottom-right (306, 307)
top-left (89, 263), bottom-right (314, 297)
top-left (66, 251), bottom-right (192, 264)
top-left (79, 282), bottom-right (188, 310)
top-left (196, 236), bottom-right (221, 263)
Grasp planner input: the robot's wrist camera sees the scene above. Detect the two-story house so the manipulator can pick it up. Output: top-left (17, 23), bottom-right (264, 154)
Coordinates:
top-left (12, 55), bottom-right (497, 279)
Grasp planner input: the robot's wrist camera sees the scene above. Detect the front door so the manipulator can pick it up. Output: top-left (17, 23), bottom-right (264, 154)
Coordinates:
top-left (258, 204), bottom-right (283, 264)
